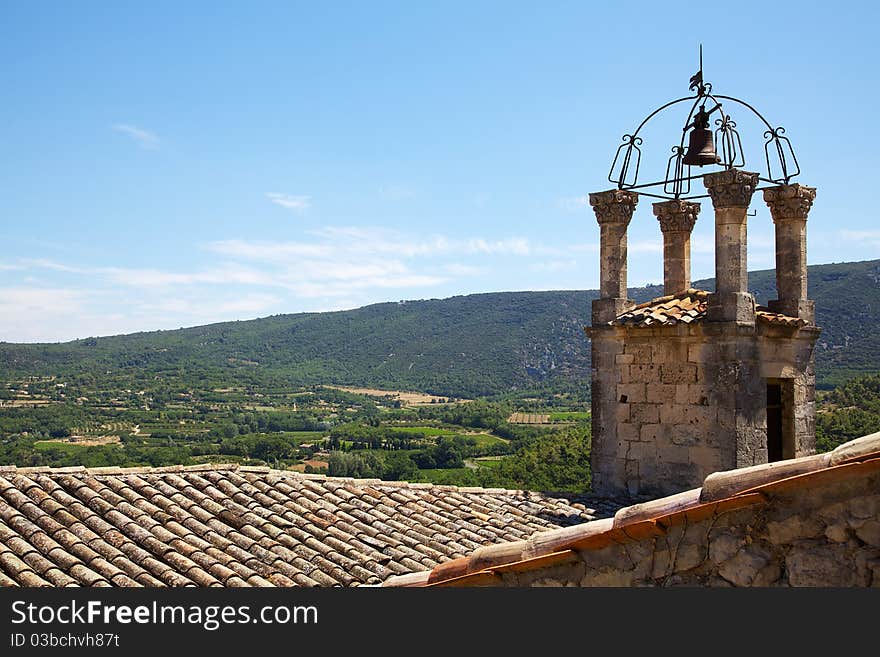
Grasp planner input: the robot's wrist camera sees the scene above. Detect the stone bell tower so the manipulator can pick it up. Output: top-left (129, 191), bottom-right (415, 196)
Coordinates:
top-left (587, 169), bottom-right (820, 498)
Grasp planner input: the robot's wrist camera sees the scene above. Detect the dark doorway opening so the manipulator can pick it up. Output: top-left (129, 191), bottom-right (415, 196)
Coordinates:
top-left (766, 382), bottom-right (783, 462)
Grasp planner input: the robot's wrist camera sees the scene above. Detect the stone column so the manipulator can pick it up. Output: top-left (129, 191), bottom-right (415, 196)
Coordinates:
top-left (653, 199), bottom-right (700, 295)
top-left (589, 189), bottom-right (638, 324)
top-left (763, 184), bottom-right (817, 323)
top-left (703, 169), bottom-right (760, 323)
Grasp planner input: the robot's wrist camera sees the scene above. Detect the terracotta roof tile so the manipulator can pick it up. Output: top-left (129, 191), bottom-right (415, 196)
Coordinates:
top-left (755, 307), bottom-right (808, 327)
top-left (608, 288), bottom-right (807, 328)
top-left (0, 464), bottom-right (611, 586)
top-left (610, 289), bottom-right (708, 327)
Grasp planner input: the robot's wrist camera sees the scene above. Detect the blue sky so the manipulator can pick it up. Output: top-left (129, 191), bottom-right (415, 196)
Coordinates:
top-left (1, 1), bottom-right (878, 342)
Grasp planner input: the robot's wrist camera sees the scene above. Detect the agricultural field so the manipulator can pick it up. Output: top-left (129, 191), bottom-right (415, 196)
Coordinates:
top-left (549, 411), bottom-right (591, 422)
top-left (322, 385), bottom-right (464, 406)
top-left (508, 412), bottom-right (551, 424)
top-left (0, 372), bottom-right (598, 491)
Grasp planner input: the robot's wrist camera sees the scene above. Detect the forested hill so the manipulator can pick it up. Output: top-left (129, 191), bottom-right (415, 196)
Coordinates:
top-left (1, 260), bottom-right (878, 397)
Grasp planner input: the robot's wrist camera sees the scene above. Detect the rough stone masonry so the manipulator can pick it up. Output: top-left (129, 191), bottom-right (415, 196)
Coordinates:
top-left (486, 453), bottom-right (880, 587)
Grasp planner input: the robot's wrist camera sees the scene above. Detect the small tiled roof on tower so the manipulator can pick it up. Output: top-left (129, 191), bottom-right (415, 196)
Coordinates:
top-left (0, 464), bottom-right (620, 587)
top-left (608, 288), bottom-right (807, 328)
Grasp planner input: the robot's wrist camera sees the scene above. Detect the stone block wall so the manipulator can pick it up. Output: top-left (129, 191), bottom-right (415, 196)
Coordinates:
top-left (492, 467), bottom-right (880, 587)
top-left (591, 323), bottom-right (817, 499)
top-left (592, 326), bottom-right (736, 498)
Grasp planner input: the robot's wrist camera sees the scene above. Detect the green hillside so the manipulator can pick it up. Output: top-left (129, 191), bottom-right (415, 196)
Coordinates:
top-left (1, 259), bottom-right (878, 397)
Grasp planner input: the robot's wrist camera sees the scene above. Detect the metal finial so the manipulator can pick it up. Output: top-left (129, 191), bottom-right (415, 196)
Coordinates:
top-left (606, 46), bottom-right (801, 197)
top-left (689, 45), bottom-right (704, 94)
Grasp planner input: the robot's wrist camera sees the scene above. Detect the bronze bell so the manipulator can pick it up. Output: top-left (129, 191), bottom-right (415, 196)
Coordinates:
top-left (682, 127), bottom-right (720, 166)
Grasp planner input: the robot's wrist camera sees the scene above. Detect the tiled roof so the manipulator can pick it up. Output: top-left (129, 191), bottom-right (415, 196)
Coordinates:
top-left (609, 288), bottom-right (806, 327)
top-left (612, 289), bottom-right (709, 327)
top-left (755, 307), bottom-right (808, 327)
top-left (384, 432), bottom-right (880, 587)
top-left (0, 464), bottom-right (619, 587)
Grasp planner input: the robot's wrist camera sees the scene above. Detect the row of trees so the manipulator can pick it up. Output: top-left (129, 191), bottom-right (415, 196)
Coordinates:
top-left (816, 373), bottom-right (880, 451)
top-left (327, 436), bottom-right (480, 479)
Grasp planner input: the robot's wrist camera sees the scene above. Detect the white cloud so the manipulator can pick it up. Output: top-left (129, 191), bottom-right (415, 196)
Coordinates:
top-left (691, 233), bottom-right (716, 255)
top-left (0, 287), bottom-right (85, 314)
top-left (101, 264), bottom-right (274, 288)
top-left (21, 258), bottom-right (86, 273)
top-left (444, 263), bottom-right (483, 276)
top-left (287, 274), bottom-right (447, 299)
top-left (9, 246), bottom-right (448, 299)
top-left (309, 227), bottom-right (454, 257)
top-left (146, 293), bottom-right (281, 317)
top-left (379, 185), bottom-right (416, 201)
top-left (749, 232), bottom-right (775, 250)
top-left (529, 259), bottom-right (577, 273)
top-left (567, 242), bottom-right (600, 253)
top-left (464, 237), bottom-right (531, 256)
top-left (267, 193), bottom-right (311, 212)
top-left (840, 229), bottom-right (880, 246)
top-left (0, 288), bottom-right (89, 342)
top-left (840, 229), bottom-right (880, 240)
top-left (558, 195), bottom-right (590, 212)
top-left (211, 230), bottom-right (536, 261)
top-left (207, 240), bottom-right (333, 261)
top-left (628, 240), bottom-right (662, 254)
top-left (112, 124), bottom-right (160, 150)
top-left (3, 224), bottom-right (641, 341)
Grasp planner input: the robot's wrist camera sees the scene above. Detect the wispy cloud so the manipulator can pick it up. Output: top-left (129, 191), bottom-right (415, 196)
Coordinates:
top-left (557, 195), bottom-right (590, 212)
top-left (378, 185), bottom-right (416, 201)
top-left (145, 293), bottom-right (282, 317)
top-left (214, 230), bottom-right (537, 261)
top-left (112, 123), bottom-right (160, 150)
top-left (567, 242), bottom-right (599, 253)
top-left (0, 287), bottom-right (90, 342)
top-left (628, 240), bottom-right (662, 254)
top-left (691, 233), bottom-right (715, 255)
top-left (840, 229), bottom-right (880, 246)
top-left (20, 258), bottom-right (85, 273)
top-left (207, 240), bottom-right (333, 261)
top-left (0, 287), bottom-right (85, 314)
top-left (199, 230), bottom-right (547, 298)
top-left (2, 225), bottom-right (626, 341)
top-left (444, 263), bottom-right (483, 276)
top-left (267, 193), bottom-right (311, 212)
top-left (307, 227), bottom-right (444, 257)
top-left (463, 237), bottom-right (531, 256)
top-left (100, 265), bottom-right (274, 288)
top-left (529, 259), bottom-right (577, 273)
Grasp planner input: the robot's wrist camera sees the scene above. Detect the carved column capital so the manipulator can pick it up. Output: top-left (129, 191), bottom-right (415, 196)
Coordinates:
top-left (763, 184), bottom-right (817, 223)
top-left (589, 189), bottom-right (639, 225)
top-left (653, 199), bottom-right (700, 234)
top-left (703, 169), bottom-right (760, 209)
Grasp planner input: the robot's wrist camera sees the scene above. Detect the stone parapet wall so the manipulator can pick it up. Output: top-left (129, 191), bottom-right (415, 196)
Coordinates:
top-left (383, 435), bottom-right (880, 588)
top-left (479, 463), bottom-right (880, 587)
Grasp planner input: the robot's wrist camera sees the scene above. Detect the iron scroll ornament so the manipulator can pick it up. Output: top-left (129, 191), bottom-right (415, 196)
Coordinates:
top-left (606, 65), bottom-right (801, 200)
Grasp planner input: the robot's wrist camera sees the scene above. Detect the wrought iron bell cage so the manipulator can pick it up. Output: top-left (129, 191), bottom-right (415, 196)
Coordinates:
top-left (607, 48), bottom-right (801, 201)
